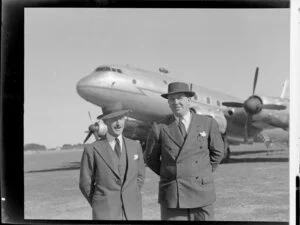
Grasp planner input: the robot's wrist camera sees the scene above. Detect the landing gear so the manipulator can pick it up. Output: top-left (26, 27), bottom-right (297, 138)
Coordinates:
top-left (221, 134), bottom-right (231, 163)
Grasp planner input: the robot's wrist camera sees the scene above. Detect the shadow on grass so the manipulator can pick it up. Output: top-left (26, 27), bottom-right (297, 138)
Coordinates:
top-left (230, 148), bottom-right (287, 156)
top-left (26, 162), bottom-right (81, 173)
top-left (223, 157), bottom-right (288, 164)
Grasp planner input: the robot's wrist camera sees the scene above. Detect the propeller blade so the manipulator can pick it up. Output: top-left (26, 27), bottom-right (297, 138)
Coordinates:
top-left (88, 111), bottom-right (93, 123)
top-left (252, 67), bottom-right (259, 95)
top-left (262, 104), bottom-right (286, 110)
top-left (83, 131), bottom-right (93, 144)
top-left (222, 102), bottom-right (244, 108)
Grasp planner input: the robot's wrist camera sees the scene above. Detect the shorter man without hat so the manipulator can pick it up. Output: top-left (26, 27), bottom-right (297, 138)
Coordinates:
top-left (79, 102), bottom-right (145, 220)
top-left (144, 82), bottom-right (224, 221)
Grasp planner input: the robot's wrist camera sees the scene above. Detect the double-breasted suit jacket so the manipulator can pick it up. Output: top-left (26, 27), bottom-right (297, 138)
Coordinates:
top-left (79, 136), bottom-right (145, 220)
top-left (144, 112), bottom-right (224, 209)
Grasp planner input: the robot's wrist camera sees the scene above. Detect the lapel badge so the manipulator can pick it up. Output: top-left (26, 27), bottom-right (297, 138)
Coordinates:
top-left (199, 131), bottom-right (207, 137)
top-left (133, 154), bottom-right (139, 160)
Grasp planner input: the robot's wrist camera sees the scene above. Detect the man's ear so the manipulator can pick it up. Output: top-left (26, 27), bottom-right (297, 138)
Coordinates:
top-left (102, 118), bottom-right (108, 125)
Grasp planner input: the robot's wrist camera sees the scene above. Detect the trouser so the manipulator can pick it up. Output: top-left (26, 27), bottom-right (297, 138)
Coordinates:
top-left (92, 204), bottom-right (127, 220)
top-left (160, 204), bottom-right (214, 221)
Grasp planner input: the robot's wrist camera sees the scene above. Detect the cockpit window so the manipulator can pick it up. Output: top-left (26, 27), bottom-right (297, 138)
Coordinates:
top-left (95, 66), bottom-right (111, 72)
top-left (95, 66), bottom-right (123, 74)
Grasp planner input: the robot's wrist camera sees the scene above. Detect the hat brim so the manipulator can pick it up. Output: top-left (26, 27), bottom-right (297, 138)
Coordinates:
top-left (161, 91), bottom-right (195, 99)
top-left (97, 109), bottom-right (130, 120)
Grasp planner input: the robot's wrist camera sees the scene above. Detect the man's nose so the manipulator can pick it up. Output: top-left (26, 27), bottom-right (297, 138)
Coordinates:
top-left (116, 119), bottom-right (123, 125)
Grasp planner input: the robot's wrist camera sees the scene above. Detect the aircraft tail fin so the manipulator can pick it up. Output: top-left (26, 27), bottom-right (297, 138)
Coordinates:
top-left (280, 79), bottom-right (289, 99)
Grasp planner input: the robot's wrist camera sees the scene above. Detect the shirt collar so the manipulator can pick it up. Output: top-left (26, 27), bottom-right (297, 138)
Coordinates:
top-left (174, 111), bottom-right (191, 124)
top-left (106, 132), bottom-right (122, 143)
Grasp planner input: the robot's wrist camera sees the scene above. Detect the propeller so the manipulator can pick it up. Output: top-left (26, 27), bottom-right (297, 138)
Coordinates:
top-left (83, 112), bottom-right (100, 144)
top-left (222, 67), bottom-right (286, 143)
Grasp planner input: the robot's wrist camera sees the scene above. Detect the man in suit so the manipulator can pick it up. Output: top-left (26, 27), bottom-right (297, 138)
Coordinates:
top-left (144, 82), bottom-right (224, 221)
top-left (79, 102), bottom-right (145, 220)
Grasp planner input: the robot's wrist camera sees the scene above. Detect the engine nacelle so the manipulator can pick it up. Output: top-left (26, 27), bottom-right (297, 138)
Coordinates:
top-left (123, 118), bottom-right (151, 142)
top-left (191, 107), bottom-right (227, 134)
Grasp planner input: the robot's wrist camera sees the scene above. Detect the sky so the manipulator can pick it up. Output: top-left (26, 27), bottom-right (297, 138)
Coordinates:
top-left (24, 8), bottom-right (290, 148)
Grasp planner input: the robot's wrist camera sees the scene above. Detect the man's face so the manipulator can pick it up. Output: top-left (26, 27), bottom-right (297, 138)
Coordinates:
top-left (168, 93), bottom-right (191, 117)
top-left (104, 115), bottom-right (126, 137)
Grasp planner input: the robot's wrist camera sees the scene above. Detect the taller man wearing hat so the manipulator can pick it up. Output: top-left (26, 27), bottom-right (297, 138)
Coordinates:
top-left (79, 102), bottom-right (145, 220)
top-left (144, 82), bottom-right (224, 221)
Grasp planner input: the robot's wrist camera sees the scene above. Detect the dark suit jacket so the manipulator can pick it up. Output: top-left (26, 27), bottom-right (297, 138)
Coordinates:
top-left (144, 112), bottom-right (224, 208)
top-left (79, 137), bottom-right (145, 220)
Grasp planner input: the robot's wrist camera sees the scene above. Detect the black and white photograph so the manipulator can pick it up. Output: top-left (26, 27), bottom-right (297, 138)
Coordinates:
top-left (2, 2), bottom-right (298, 223)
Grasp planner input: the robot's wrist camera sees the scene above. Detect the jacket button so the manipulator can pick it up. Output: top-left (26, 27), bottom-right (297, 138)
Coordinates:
top-left (195, 176), bottom-right (199, 179)
top-left (195, 160), bottom-right (198, 164)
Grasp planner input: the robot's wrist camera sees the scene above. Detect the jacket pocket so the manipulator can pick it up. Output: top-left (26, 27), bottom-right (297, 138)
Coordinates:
top-left (201, 174), bottom-right (213, 185)
top-left (196, 135), bottom-right (208, 149)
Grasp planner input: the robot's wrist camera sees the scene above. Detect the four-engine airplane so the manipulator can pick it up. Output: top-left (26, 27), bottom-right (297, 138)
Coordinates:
top-left (76, 65), bottom-right (289, 159)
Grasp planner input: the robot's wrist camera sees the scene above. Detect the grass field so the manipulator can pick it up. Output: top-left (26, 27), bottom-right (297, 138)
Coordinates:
top-left (24, 144), bottom-right (289, 221)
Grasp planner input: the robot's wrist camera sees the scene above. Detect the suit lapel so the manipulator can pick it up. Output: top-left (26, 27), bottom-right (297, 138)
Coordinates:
top-left (176, 113), bottom-right (199, 159)
top-left (93, 140), bottom-right (120, 179)
top-left (184, 113), bottom-right (198, 146)
top-left (163, 116), bottom-right (185, 147)
top-left (122, 137), bottom-right (131, 185)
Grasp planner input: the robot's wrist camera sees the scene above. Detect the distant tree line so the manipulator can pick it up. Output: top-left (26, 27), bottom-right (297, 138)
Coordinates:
top-left (24, 143), bottom-right (85, 151)
top-left (61, 143), bottom-right (85, 150)
top-left (24, 143), bottom-right (46, 151)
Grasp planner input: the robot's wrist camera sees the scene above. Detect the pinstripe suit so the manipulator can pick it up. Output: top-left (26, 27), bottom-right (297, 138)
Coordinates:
top-left (79, 136), bottom-right (145, 220)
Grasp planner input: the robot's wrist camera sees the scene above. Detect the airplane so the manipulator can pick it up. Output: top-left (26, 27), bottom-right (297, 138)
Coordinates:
top-left (76, 65), bottom-right (289, 160)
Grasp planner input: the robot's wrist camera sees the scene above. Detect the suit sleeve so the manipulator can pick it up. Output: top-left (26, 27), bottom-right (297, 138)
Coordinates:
top-left (144, 123), bottom-right (161, 175)
top-left (137, 142), bottom-right (146, 189)
top-left (79, 146), bottom-right (95, 206)
top-left (208, 118), bottom-right (225, 172)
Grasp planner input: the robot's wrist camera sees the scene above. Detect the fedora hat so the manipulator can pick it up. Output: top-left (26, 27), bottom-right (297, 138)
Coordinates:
top-left (161, 82), bottom-right (195, 99)
top-left (97, 102), bottom-right (130, 120)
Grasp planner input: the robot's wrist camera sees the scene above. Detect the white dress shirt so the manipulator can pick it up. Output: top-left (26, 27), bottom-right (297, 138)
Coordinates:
top-left (174, 111), bottom-right (191, 132)
top-left (106, 132), bottom-right (123, 153)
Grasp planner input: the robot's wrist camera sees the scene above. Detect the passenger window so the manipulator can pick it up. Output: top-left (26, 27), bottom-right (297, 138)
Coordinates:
top-left (206, 97), bottom-right (211, 104)
top-left (193, 94), bottom-right (198, 101)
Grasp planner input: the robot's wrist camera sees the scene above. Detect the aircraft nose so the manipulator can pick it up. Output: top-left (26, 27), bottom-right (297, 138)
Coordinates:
top-left (76, 70), bottom-right (117, 106)
top-left (76, 72), bottom-right (104, 100)
top-left (76, 75), bottom-right (92, 97)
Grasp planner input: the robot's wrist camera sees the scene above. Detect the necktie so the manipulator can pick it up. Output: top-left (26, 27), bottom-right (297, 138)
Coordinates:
top-left (178, 118), bottom-right (187, 138)
top-left (114, 137), bottom-right (121, 159)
